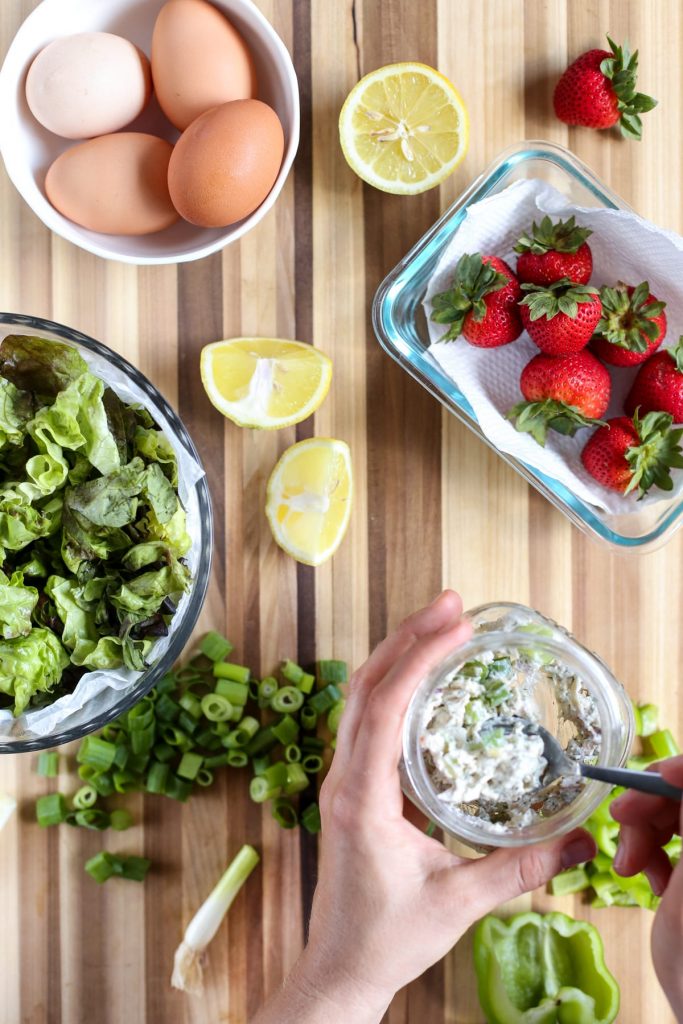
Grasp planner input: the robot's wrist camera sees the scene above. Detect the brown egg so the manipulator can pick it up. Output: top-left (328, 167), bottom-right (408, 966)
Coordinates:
top-left (151, 0), bottom-right (257, 131)
top-left (45, 133), bottom-right (179, 236)
top-left (168, 100), bottom-right (284, 228)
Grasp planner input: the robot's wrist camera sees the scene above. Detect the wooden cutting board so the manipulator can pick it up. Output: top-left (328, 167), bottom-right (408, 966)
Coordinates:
top-left (0, 0), bottom-right (681, 1021)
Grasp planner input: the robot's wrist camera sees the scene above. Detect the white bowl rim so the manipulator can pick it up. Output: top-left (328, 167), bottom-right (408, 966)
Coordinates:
top-left (0, 0), bottom-right (300, 265)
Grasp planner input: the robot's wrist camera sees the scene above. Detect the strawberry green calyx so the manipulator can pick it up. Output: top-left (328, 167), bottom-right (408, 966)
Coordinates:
top-left (509, 399), bottom-right (604, 446)
top-left (430, 253), bottom-right (509, 341)
top-left (667, 336), bottom-right (683, 373)
top-left (596, 282), bottom-right (666, 353)
top-left (600, 36), bottom-right (657, 141)
top-left (625, 409), bottom-right (683, 496)
top-left (514, 215), bottom-right (592, 255)
top-left (519, 278), bottom-right (599, 322)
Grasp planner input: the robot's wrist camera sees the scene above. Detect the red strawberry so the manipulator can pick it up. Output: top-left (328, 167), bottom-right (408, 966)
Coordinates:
top-left (625, 337), bottom-right (683, 421)
top-left (581, 411), bottom-right (683, 496)
top-left (553, 36), bottom-right (657, 140)
top-left (515, 215), bottom-right (593, 286)
top-left (519, 278), bottom-right (601, 356)
top-left (430, 253), bottom-right (522, 348)
top-left (508, 351), bottom-right (610, 445)
top-left (591, 282), bottom-right (667, 367)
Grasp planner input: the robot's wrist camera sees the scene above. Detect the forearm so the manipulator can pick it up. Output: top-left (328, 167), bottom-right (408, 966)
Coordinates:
top-left (251, 951), bottom-right (392, 1024)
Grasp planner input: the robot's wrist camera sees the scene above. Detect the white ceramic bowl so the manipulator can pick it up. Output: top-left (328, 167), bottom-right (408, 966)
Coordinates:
top-left (0, 0), bottom-right (300, 264)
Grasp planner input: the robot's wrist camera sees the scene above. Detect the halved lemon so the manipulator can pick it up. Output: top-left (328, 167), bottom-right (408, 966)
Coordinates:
top-left (339, 62), bottom-right (469, 195)
top-left (266, 438), bottom-right (352, 566)
top-left (200, 338), bottom-right (332, 430)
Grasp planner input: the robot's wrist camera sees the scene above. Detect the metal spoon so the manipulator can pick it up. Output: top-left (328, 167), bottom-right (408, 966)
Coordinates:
top-left (495, 717), bottom-right (683, 802)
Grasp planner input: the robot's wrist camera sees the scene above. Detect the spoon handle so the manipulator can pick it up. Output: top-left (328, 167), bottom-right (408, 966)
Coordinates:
top-left (581, 764), bottom-right (683, 802)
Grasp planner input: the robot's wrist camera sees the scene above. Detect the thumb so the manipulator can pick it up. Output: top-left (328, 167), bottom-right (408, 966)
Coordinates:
top-left (454, 828), bottom-right (596, 923)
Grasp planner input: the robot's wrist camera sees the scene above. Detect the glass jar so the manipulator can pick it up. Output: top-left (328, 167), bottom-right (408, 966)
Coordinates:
top-left (401, 602), bottom-right (634, 849)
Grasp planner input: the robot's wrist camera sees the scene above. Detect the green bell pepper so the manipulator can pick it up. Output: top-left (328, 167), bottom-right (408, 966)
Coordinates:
top-left (474, 911), bottom-right (620, 1024)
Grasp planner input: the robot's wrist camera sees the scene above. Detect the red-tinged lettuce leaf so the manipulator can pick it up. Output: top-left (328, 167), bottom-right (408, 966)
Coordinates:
top-left (0, 335), bottom-right (88, 399)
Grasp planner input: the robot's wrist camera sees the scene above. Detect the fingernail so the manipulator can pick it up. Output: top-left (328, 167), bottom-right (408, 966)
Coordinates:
top-left (561, 834), bottom-right (596, 869)
top-left (612, 842), bottom-right (626, 874)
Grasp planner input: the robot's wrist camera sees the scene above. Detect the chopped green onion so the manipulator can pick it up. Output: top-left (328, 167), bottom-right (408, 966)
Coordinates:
top-left (300, 706), bottom-right (318, 731)
top-left (272, 797), bottom-right (298, 829)
top-left (188, 653), bottom-right (213, 675)
top-left (156, 673), bottom-right (177, 694)
top-left (284, 764), bottom-right (310, 794)
top-left (110, 809), bottom-right (134, 831)
top-left (176, 668), bottom-right (203, 686)
top-left (113, 771), bottom-right (139, 794)
top-left (213, 663), bottom-right (250, 685)
top-left (271, 715), bottom-right (299, 746)
top-left (85, 851), bottom-right (115, 883)
top-left (77, 736), bottom-right (117, 771)
top-left (203, 753), bottom-right (231, 769)
top-left (92, 773), bottom-right (115, 797)
top-left (194, 727), bottom-right (218, 748)
top-left (155, 694), bottom-right (181, 722)
top-left (101, 724), bottom-right (119, 742)
top-left (229, 716), bottom-right (260, 745)
top-left (146, 761), bottom-right (170, 793)
top-left (263, 762), bottom-right (289, 789)
top-left (131, 724), bottom-right (156, 756)
top-left (258, 677), bottom-right (278, 709)
top-left (301, 754), bottom-right (324, 775)
top-left (36, 793), bottom-right (67, 827)
top-left (327, 700), bottom-right (345, 735)
top-left (214, 680), bottom-right (249, 706)
top-left (179, 693), bottom-right (203, 720)
top-left (200, 693), bottom-right (233, 722)
top-left (648, 729), bottom-right (680, 760)
top-left (248, 679), bottom-right (260, 701)
top-left (195, 768), bottom-right (215, 787)
top-left (301, 802), bottom-right (321, 834)
top-left (164, 775), bottom-right (193, 802)
top-left (301, 736), bottom-right (325, 751)
top-left (244, 727), bottom-right (277, 757)
top-left (317, 660), bottom-right (348, 683)
top-left (171, 844), bottom-right (259, 993)
top-left (113, 744), bottom-right (130, 770)
top-left (251, 755), bottom-right (271, 775)
top-left (550, 867), bottom-right (591, 896)
top-left (162, 725), bottom-right (191, 748)
top-left (281, 660), bottom-right (304, 684)
top-left (177, 752), bottom-right (204, 781)
top-left (298, 672), bottom-right (315, 694)
top-left (153, 742), bottom-right (176, 763)
top-left (177, 711), bottom-right (199, 736)
top-left (74, 808), bottom-right (110, 830)
top-left (638, 703), bottom-right (659, 737)
top-left (200, 632), bottom-right (234, 662)
top-left (249, 777), bottom-right (281, 803)
top-left (37, 751), bottom-right (59, 777)
top-left (307, 684), bottom-right (342, 714)
top-left (270, 686), bottom-right (304, 713)
top-left (119, 855), bottom-right (151, 881)
top-left (285, 744), bottom-right (301, 763)
top-left (227, 750), bottom-right (248, 768)
top-left (127, 751), bottom-right (151, 774)
top-left (73, 785), bottom-right (98, 810)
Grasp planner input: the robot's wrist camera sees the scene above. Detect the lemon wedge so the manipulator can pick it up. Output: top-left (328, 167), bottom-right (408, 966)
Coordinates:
top-left (339, 62), bottom-right (469, 195)
top-left (266, 438), bottom-right (352, 566)
top-left (200, 338), bottom-right (332, 430)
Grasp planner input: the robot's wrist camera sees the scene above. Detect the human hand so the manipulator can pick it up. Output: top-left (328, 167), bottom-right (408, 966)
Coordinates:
top-left (611, 757), bottom-right (683, 1021)
top-left (288, 590), bottom-right (596, 1023)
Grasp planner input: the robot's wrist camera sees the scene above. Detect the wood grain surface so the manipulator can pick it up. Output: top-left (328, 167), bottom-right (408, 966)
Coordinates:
top-left (0, 1), bottom-right (681, 1021)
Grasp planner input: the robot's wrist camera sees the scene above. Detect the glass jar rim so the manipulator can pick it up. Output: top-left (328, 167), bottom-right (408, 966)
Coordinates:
top-left (402, 627), bottom-right (634, 849)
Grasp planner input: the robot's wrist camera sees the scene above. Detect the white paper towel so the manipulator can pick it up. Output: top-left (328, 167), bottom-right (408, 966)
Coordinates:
top-left (0, 334), bottom-right (206, 741)
top-left (424, 178), bottom-right (683, 514)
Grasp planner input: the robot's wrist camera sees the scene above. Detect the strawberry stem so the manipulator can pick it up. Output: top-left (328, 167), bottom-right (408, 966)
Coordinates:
top-left (600, 35), bottom-right (657, 141)
top-left (514, 215), bottom-right (592, 255)
top-left (509, 399), bottom-right (604, 446)
top-left (625, 409), bottom-right (683, 497)
top-left (430, 253), bottom-right (509, 341)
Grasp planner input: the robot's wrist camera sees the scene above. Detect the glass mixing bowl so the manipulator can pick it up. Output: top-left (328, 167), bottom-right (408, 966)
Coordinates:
top-left (402, 602), bottom-right (634, 848)
top-left (0, 312), bottom-right (212, 752)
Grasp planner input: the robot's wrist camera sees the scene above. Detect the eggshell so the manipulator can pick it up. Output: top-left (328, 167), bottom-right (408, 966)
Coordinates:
top-left (25, 32), bottom-right (151, 140)
top-left (151, 0), bottom-right (257, 131)
top-left (167, 99), bottom-right (284, 228)
top-left (45, 133), bottom-right (179, 236)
